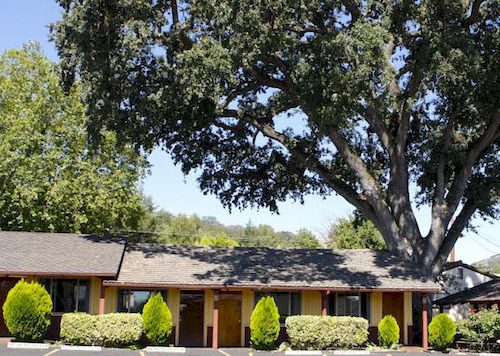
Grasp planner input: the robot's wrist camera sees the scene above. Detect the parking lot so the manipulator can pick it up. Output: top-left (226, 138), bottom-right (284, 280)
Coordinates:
top-left (0, 344), bottom-right (485, 356)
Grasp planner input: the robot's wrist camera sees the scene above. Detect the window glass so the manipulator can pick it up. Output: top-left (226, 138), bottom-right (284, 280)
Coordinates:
top-left (118, 289), bottom-right (130, 312)
top-left (336, 293), bottom-right (360, 317)
top-left (39, 278), bottom-right (88, 313)
top-left (361, 293), bottom-right (370, 322)
top-left (129, 291), bottom-right (152, 313)
top-left (254, 291), bottom-right (301, 323)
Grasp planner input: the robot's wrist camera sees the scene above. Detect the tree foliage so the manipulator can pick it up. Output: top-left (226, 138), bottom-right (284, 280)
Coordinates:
top-left (142, 293), bottom-right (173, 345)
top-left (0, 45), bottom-right (147, 234)
top-left (328, 214), bottom-right (386, 250)
top-left (52, 0), bottom-right (500, 275)
top-left (250, 296), bottom-right (280, 350)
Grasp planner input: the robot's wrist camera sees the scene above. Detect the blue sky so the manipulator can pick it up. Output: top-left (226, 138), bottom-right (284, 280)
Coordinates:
top-left (1, 0), bottom-right (498, 264)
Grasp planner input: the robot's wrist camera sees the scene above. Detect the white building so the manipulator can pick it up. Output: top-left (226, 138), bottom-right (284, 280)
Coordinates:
top-left (431, 260), bottom-right (497, 321)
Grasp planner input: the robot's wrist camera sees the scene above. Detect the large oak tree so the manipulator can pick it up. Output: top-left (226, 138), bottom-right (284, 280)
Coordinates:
top-left (51, 0), bottom-right (499, 276)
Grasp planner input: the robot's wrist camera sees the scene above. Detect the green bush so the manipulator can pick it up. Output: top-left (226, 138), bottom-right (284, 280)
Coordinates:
top-left (378, 315), bottom-right (400, 347)
top-left (428, 314), bottom-right (456, 351)
top-left (250, 296), bottom-right (280, 350)
top-left (142, 293), bottom-right (172, 345)
top-left (286, 315), bottom-right (369, 350)
top-left (60, 313), bottom-right (143, 347)
top-left (457, 305), bottom-right (500, 350)
top-left (2, 280), bottom-right (52, 341)
top-left (60, 313), bottom-right (99, 345)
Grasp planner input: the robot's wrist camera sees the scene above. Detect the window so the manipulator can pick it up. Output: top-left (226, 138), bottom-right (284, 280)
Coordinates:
top-left (40, 278), bottom-right (89, 313)
top-left (117, 290), bottom-right (167, 313)
top-left (255, 291), bottom-right (301, 323)
top-left (328, 292), bottom-right (370, 322)
top-left (457, 268), bottom-right (464, 279)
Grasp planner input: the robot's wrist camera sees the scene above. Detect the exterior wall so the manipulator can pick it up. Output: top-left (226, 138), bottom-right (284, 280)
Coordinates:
top-left (203, 289), bottom-right (214, 347)
top-left (89, 277), bottom-right (101, 315)
top-left (104, 286), bottom-right (117, 313)
top-left (241, 290), bottom-right (254, 347)
top-left (301, 290), bottom-right (322, 315)
top-left (441, 303), bottom-right (471, 321)
top-left (167, 288), bottom-right (181, 346)
top-left (370, 292), bottom-right (383, 326)
top-left (403, 292), bottom-right (413, 345)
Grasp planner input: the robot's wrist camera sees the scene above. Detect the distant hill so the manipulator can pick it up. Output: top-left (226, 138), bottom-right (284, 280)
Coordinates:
top-left (473, 254), bottom-right (500, 275)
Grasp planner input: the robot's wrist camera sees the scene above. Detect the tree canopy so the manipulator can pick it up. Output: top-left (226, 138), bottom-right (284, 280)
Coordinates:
top-left (327, 214), bottom-right (386, 250)
top-left (51, 0), bottom-right (499, 276)
top-left (0, 45), bottom-right (147, 233)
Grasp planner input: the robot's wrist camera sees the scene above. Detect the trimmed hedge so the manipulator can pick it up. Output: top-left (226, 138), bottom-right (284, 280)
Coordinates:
top-left (378, 315), bottom-right (399, 347)
top-left (250, 296), bottom-right (280, 350)
top-left (429, 314), bottom-right (456, 351)
top-left (61, 313), bottom-right (143, 347)
top-left (286, 315), bottom-right (369, 350)
top-left (142, 293), bottom-right (172, 345)
top-left (2, 280), bottom-right (52, 341)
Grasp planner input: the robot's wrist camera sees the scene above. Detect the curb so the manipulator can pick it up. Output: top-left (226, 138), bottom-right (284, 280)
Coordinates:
top-left (7, 342), bottom-right (49, 350)
top-left (334, 351), bottom-right (370, 355)
top-left (285, 352), bottom-right (323, 355)
top-left (145, 346), bottom-right (186, 353)
top-left (61, 345), bottom-right (102, 351)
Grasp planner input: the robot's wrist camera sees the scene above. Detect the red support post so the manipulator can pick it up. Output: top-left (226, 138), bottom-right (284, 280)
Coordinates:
top-left (321, 291), bottom-right (329, 316)
top-left (212, 291), bottom-right (219, 349)
top-left (98, 279), bottom-right (106, 315)
top-left (421, 293), bottom-right (428, 350)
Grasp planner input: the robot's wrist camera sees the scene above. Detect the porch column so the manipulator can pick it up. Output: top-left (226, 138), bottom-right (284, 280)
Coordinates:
top-left (212, 291), bottom-right (219, 349)
top-left (421, 293), bottom-right (428, 350)
top-left (98, 280), bottom-right (106, 315)
top-left (321, 291), bottom-right (329, 316)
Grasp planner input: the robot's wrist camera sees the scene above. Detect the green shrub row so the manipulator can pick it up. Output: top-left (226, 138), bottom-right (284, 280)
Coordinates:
top-left (286, 315), bottom-right (369, 350)
top-left (60, 313), bottom-right (143, 347)
top-left (457, 306), bottom-right (500, 349)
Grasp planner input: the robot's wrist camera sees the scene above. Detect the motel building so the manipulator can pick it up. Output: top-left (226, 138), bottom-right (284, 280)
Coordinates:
top-left (0, 231), bottom-right (439, 348)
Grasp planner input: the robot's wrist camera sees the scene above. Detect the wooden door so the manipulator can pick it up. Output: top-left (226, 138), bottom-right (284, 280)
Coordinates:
top-left (382, 292), bottom-right (404, 343)
top-left (179, 291), bottom-right (204, 346)
top-left (0, 278), bottom-right (20, 336)
top-left (218, 294), bottom-right (241, 347)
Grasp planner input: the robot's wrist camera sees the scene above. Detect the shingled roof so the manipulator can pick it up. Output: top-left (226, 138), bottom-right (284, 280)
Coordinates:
top-left (105, 244), bottom-right (439, 291)
top-left (433, 279), bottom-right (500, 305)
top-left (0, 231), bottom-right (125, 276)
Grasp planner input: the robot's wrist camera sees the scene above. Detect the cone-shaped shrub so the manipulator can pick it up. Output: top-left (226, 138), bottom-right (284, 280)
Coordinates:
top-left (250, 296), bottom-right (280, 350)
top-left (2, 280), bottom-right (52, 341)
top-left (429, 314), bottom-right (456, 351)
top-left (142, 293), bottom-right (172, 345)
top-left (378, 315), bottom-right (399, 347)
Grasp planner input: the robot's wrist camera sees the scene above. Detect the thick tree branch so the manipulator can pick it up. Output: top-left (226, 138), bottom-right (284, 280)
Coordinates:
top-left (430, 198), bottom-right (478, 277)
top-left (464, 0), bottom-right (485, 26)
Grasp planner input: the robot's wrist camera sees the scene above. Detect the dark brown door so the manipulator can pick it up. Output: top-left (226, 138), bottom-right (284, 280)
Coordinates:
top-left (179, 291), bottom-right (204, 346)
top-left (0, 278), bottom-right (20, 336)
top-left (218, 294), bottom-right (241, 347)
top-left (382, 292), bottom-right (404, 343)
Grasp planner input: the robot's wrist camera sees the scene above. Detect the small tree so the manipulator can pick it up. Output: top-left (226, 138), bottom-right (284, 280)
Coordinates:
top-left (429, 314), bottom-right (456, 351)
top-left (250, 296), bottom-right (280, 350)
top-left (378, 315), bottom-right (399, 348)
top-left (2, 280), bottom-right (52, 341)
top-left (142, 293), bottom-right (172, 345)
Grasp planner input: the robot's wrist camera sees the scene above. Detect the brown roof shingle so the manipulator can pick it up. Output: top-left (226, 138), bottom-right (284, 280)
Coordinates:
top-left (106, 244), bottom-right (439, 291)
top-left (0, 231), bottom-right (125, 276)
top-left (433, 279), bottom-right (500, 305)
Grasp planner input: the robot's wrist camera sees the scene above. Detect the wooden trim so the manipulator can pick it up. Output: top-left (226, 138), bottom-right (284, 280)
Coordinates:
top-left (102, 282), bottom-right (439, 293)
top-left (98, 280), bottom-right (106, 315)
top-left (321, 290), bottom-right (328, 316)
top-left (421, 293), bottom-right (428, 350)
top-left (0, 272), bottom-right (116, 277)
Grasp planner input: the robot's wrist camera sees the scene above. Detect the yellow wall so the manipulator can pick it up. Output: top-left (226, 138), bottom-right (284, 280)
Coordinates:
top-left (167, 288), bottom-right (180, 346)
top-left (301, 290), bottom-right (322, 315)
top-left (104, 287), bottom-right (117, 313)
top-left (370, 292), bottom-right (383, 326)
top-left (403, 292), bottom-right (413, 344)
top-left (241, 290), bottom-right (254, 346)
top-left (203, 290), bottom-right (214, 347)
top-left (89, 277), bottom-right (101, 315)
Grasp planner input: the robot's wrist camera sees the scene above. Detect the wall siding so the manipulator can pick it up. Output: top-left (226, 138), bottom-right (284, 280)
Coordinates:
top-left (370, 292), bottom-right (383, 326)
top-left (203, 289), bottom-right (214, 347)
top-left (104, 287), bottom-right (117, 313)
top-left (167, 288), bottom-right (180, 346)
top-left (301, 290), bottom-right (322, 315)
top-left (89, 277), bottom-right (101, 314)
top-left (241, 290), bottom-right (254, 346)
top-left (403, 292), bottom-right (413, 344)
